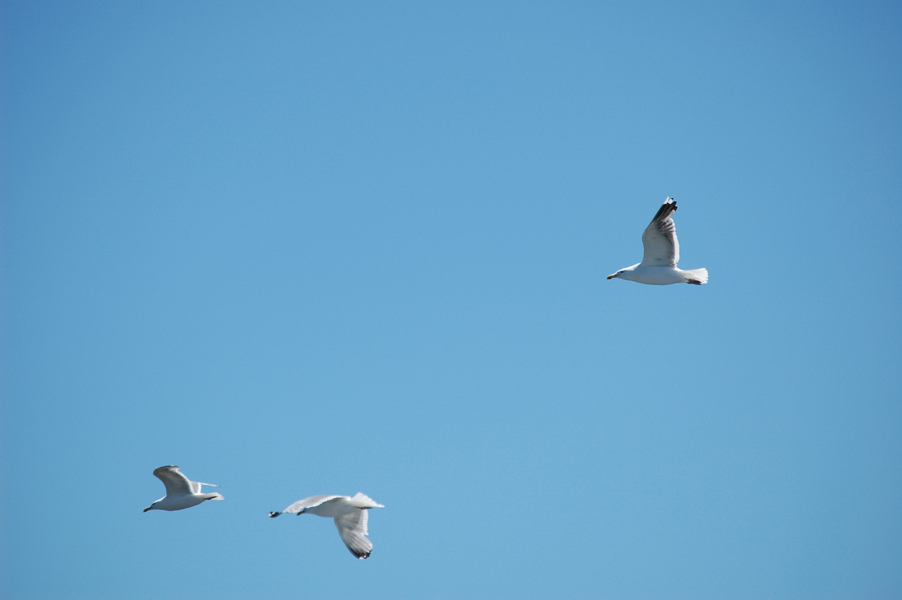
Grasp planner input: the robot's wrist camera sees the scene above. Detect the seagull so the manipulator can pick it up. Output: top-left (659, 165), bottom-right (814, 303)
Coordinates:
top-left (607, 197), bottom-right (708, 285)
top-left (143, 465), bottom-right (224, 512)
top-left (269, 493), bottom-right (384, 559)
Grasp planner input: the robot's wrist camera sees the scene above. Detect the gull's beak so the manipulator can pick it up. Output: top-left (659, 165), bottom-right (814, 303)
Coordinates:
top-left (607, 273), bottom-right (616, 280)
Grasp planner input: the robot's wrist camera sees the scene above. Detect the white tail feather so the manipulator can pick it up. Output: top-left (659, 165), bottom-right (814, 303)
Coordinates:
top-left (350, 492), bottom-right (384, 508)
top-left (684, 268), bottom-right (708, 284)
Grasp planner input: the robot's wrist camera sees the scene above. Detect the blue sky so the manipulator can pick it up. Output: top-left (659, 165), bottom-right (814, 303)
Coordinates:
top-left (2, 1), bottom-right (901, 598)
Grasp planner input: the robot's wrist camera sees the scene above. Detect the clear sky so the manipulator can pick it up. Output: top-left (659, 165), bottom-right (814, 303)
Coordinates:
top-left (2, 2), bottom-right (901, 599)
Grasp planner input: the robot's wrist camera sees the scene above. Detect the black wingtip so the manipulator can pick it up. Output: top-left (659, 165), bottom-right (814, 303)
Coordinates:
top-left (652, 199), bottom-right (677, 222)
top-left (268, 512), bottom-right (281, 518)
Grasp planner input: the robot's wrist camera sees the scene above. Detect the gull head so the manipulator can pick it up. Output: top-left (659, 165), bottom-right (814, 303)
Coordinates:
top-left (607, 264), bottom-right (638, 281)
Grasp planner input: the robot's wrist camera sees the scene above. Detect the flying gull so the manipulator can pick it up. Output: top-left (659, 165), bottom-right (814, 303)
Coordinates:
top-left (143, 465), bottom-right (224, 512)
top-left (607, 197), bottom-right (708, 285)
top-left (269, 493), bottom-right (384, 559)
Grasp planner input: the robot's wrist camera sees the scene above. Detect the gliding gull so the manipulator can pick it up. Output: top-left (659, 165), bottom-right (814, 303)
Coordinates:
top-left (143, 465), bottom-right (224, 512)
top-left (269, 493), bottom-right (384, 559)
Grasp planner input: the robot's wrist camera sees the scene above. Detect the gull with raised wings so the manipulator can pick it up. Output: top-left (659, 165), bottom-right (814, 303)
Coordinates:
top-left (608, 197), bottom-right (708, 285)
top-left (143, 465), bottom-right (224, 512)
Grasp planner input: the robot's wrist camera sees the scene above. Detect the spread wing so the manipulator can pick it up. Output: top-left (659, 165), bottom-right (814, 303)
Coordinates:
top-left (334, 509), bottom-right (373, 559)
top-left (190, 480), bottom-right (219, 494)
top-left (152, 466), bottom-right (193, 497)
top-left (641, 197), bottom-right (680, 267)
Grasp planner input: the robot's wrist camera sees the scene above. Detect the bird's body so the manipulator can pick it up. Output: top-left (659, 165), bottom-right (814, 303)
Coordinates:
top-left (608, 197), bottom-right (708, 285)
top-left (269, 492), bottom-right (384, 559)
top-left (143, 465), bottom-right (224, 512)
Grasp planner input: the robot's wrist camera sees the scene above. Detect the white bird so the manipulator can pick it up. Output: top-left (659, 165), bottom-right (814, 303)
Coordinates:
top-left (607, 197), bottom-right (708, 285)
top-left (143, 465), bottom-right (224, 512)
top-left (269, 493), bottom-right (384, 559)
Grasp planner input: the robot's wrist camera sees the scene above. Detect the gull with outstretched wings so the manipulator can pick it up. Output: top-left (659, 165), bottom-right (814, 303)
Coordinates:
top-left (269, 493), bottom-right (384, 559)
top-left (608, 197), bottom-right (708, 285)
top-left (143, 465), bottom-right (223, 512)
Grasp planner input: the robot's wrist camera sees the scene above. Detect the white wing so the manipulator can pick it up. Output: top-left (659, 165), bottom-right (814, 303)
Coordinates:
top-left (190, 481), bottom-right (219, 494)
top-left (280, 495), bottom-right (345, 515)
top-left (334, 509), bottom-right (373, 559)
top-left (152, 466), bottom-right (193, 497)
top-left (641, 197), bottom-right (680, 267)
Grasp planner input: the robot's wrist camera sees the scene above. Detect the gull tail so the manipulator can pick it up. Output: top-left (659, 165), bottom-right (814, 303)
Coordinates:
top-left (683, 268), bottom-right (708, 285)
top-left (350, 492), bottom-right (384, 509)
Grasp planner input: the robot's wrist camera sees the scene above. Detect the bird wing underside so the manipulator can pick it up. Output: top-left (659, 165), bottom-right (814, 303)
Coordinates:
top-left (153, 466), bottom-right (193, 497)
top-left (641, 198), bottom-right (680, 267)
top-left (334, 509), bottom-right (373, 559)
